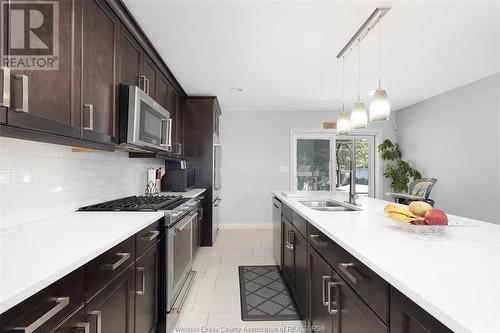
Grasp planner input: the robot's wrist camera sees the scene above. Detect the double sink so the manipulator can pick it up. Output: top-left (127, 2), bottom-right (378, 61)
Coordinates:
top-left (300, 200), bottom-right (360, 212)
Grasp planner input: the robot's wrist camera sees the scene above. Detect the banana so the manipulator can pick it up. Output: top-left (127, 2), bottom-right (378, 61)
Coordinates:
top-left (384, 204), bottom-right (416, 219)
top-left (388, 212), bottom-right (415, 223)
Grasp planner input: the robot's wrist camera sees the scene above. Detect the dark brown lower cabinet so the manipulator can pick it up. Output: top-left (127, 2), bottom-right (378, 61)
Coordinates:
top-left (135, 242), bottom-right (160, 333)
top-left (338, 280), bottom-right (387, 333)
top-left (390, 288), bottom-right (452, 333)
top-left (293, 227), bottom-right (307, 319)
top-left (281, 217), bottom-right (294, 286)
top-left (308, 244), bottom-right (339, 333)
top-left (86, 264), bottom-right (135, 333)
top-left (281, 216), bottom-right (307, 319)
top-left (48, 307), bottom-right (87, 333)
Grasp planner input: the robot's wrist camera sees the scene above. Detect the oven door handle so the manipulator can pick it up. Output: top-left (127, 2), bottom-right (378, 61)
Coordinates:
top-left (172, 212), bottom-right (197, 234)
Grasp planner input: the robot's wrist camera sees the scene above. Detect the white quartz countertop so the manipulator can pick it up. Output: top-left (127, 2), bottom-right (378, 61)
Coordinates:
top-left (160, 188), bottom-right (206, 198)
top-left (273, 191), bottom-right (500, 333)
top-left (0, 211), bottom-right (164, 314)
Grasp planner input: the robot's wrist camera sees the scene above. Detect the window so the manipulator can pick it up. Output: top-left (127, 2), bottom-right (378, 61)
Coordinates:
top-left (290, 131), bottom-right (376, 197)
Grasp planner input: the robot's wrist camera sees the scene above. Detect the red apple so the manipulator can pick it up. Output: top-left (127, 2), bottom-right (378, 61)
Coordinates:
top-left (424, 208), bottom-right (448, 225)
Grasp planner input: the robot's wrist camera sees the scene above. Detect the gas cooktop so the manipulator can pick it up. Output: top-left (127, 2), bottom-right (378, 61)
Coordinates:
top-left (78, 195), bottom-right (184, 212)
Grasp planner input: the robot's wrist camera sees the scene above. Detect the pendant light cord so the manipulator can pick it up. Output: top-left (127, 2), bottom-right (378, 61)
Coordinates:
top-left (342, 57), bottom-right (345, 112)
top-left (378, 18), bottom-right (382, 89)
top-left (357, 41), bottom-right (361, 102)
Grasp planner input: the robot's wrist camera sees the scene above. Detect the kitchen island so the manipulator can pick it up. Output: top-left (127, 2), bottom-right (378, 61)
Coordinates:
top-left (273, 191), bottom-right (500, 333)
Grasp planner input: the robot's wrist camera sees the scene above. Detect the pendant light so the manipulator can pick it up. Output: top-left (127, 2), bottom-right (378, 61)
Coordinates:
top-left (370, 19), bottom-right (391, 122)
top-left (337, 58), bottom-right (351, 135)
top-left (351, 42), bottom-right (368, 129)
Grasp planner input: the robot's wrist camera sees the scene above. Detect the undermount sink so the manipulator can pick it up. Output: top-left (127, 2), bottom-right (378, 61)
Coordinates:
top-left (299, 200), bottom-right (360, 212)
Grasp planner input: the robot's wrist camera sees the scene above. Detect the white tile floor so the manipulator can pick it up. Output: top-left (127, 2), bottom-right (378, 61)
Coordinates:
top-left (173, 229), bottom-right (304, 333)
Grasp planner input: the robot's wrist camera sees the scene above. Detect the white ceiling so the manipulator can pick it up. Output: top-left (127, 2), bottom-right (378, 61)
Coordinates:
top-left (124, 0), bottom-right (500, 112)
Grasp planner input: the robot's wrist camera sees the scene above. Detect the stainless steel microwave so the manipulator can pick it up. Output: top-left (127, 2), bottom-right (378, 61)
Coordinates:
top-left (119, 85), bottom-right (172, 152)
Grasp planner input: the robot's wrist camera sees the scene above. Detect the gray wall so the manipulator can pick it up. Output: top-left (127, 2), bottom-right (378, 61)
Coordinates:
top-left (219, 111), bottom-right (396, 226)
top-left (395, 73), bottom-right (500, 224)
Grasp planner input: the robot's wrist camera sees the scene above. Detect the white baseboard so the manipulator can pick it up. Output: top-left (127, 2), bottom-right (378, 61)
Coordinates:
top-left (218, 223), bottom-right (273, 230)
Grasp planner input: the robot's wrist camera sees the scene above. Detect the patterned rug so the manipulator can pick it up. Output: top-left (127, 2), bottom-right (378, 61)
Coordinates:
top-left (238, 265), bottom-right (300, 321)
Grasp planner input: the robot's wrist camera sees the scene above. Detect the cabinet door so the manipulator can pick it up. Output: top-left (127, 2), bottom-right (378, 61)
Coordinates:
top-left (119, 27), bottom-right (142, 87)
top-left (281, 217), bottom-right (294, 287)
top-left (49, 307), bottom-right (88, 333)
top-left (167, 83), bottom-right (179, 153)
top-left (293, 228), bottom-right (307, 319)
top-left (142, 55), bottom-right (158, 99)
top-left (81, 0), bottom-right (119, 144)
top-left (135, 242), bottom-right (160, 333)
top-left (308, 245), bottom-right (339, 333)
top-left (176, 94), bottom-right (184, 153)
top-left (339, 280), bottom-right (387, 333)
top-left (6, 0), bottom-right (80, 137)
top-left (156, 74), bottom-right (169, 110)
top-left (390, 288), bottom-right (452, 333)
top-left (86, 265), bottom-right (135, 333)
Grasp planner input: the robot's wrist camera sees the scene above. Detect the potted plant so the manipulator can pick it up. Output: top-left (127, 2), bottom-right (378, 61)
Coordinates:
top-left (378, 139), bottom-right (422, 193)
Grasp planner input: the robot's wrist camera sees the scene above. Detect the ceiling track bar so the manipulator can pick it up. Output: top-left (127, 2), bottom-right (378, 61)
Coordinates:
top-left (336, 7), bottom-right (391, 59)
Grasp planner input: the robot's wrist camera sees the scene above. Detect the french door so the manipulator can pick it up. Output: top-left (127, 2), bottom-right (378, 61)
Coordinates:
top-left (290, 131), bottom-right (376, 197)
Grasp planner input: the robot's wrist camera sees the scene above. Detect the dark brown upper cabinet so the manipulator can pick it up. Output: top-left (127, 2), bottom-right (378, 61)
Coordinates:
top-left (119, 27), bottom-right (142, 87)
top-left (80, 0), bottom-right (120, 145)
top-left (157, 73), bottom-right (169, 110)
top-left (142, 54), bottom-right (158, 99)
top-left (4, 0), bottom-right (81, 138)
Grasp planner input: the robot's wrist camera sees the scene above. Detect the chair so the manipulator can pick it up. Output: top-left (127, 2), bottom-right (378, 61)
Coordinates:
top-left (386, 178), bottom-right (438, 206)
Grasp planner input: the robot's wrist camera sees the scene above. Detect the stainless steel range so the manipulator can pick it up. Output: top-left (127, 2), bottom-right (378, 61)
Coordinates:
top-left (79, 194), bottom-right (200, 331)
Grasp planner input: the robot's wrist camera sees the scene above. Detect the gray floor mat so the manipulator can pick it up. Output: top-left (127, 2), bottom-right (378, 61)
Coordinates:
top-left (238, 265), bottom-right (300, 321)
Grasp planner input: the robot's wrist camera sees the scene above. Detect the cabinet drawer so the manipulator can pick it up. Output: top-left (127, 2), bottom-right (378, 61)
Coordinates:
top-left (136, 219), bottom-right (161, 258)
top-left (292, 211), bottom-right (307, 237)
top-left (86, 235), bottom-right (135, 300)
top-left (282, 204), bottom-right (293, 222)
top-left (1, 267), bottom-right (84, 333)
top-left (307, 222), bottom-right (389, 323)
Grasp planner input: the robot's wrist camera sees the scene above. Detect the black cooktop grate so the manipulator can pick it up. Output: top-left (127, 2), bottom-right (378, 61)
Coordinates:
top-left (78, 195), bottom-right (182, 212)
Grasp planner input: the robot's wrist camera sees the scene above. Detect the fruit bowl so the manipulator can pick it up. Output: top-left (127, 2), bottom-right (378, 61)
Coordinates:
top-left (392, 220), bottom-right (448, 234)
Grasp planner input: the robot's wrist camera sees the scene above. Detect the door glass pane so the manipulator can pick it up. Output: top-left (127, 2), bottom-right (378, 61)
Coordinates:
top-left (296, 139), bottom-right (330, 191)
top-left (336, 138), bottom-right (371, 196)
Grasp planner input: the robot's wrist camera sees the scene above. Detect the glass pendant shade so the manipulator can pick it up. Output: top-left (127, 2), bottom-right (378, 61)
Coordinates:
top-left (337, 111), bottom-right (351, 134)
top-left (369, 89), bottom-right (391, 122)
top-left (351, 102), bottom-right (368, 129)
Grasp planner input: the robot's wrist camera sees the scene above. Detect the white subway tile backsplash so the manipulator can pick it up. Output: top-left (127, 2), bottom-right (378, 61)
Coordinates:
top-left (0, 137), bottom-right (164, 229)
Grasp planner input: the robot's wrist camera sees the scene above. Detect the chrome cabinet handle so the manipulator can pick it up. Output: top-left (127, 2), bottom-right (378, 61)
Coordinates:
top-left (87, 310), bottom-right (102, 333)
top-left (287, 230), bottom-right (295, 251)
top-left (13, 74), bottom-right (28, 113)
top-left (327, 281), bottom-right (341, 315)
top-left (322, 276), bottom-right (331, 306)
top-left (174, 143), bottom-right (182, 155)
top-left (309, 234), bottom-right (329, 247)
top-left (146, 78), bottom-right (150, 95)
top-left (103, 252), bottom-right (130, 271)
top-left (83, 104), bottom-right (94, 131)
top-left (339, 263), bottom-right (363, 284)
top-left (10, 297), bottom-right (70, 332)
top-left (143, 230), bottom-right (159, 241)
top-left (73, 322), bottom-right (90, 333)
top-left (0, 66), bottom-right (10, 107)
top-left (139, 75), bottom-right (147, 92)
top-left (136, 267), bottom-right (146, 296)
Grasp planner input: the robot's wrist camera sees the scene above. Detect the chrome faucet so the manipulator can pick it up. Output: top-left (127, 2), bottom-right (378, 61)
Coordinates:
top-left (337, 141), bottom-right (360, 206)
